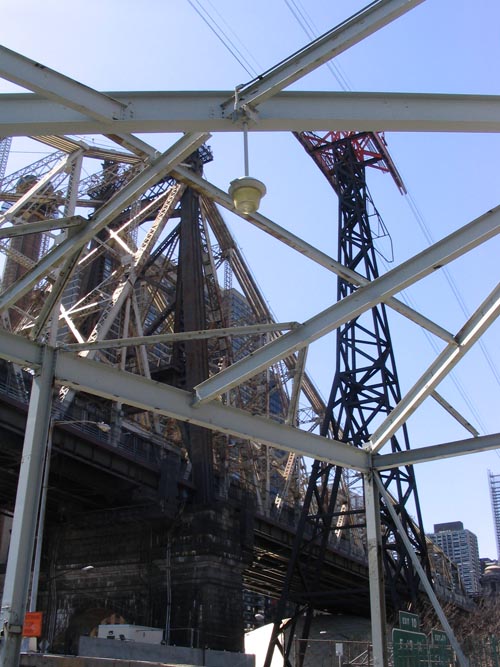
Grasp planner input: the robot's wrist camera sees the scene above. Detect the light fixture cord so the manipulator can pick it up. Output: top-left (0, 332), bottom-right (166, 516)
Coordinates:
top-left (243, 121), bottom-right (249, 176)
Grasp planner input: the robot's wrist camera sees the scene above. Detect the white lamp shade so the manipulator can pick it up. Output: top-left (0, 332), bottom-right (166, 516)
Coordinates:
top-left (229, 176), bottom-right (267, 215)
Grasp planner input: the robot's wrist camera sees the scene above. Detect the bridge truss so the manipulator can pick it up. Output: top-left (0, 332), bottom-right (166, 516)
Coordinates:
top-left (0, 2), bottom-right (500, 667)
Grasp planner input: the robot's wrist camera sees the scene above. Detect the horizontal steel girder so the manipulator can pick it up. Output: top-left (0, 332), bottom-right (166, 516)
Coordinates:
top-left (1, 0), bottom-right (425, 138)
top-left (1, 91), bottom-right (500, 136)
top-left (374, 432), bottom-right (500, 469)
top-left (0, 45), bottom-right (156, 158)
top-left (0, 216), bottom-right (85, 239)
top-left (0, 330), bottom-right (368, 472)
top-left (0, 329), bottom-right (497, 475)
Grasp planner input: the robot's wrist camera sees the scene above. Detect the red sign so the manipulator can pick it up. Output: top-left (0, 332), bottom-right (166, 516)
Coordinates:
top-left (23, 611), bottom-right (43, 637)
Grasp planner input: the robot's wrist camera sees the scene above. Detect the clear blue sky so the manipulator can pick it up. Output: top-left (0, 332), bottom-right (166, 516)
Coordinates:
top-left (1, 0), bottom-right (500, 558)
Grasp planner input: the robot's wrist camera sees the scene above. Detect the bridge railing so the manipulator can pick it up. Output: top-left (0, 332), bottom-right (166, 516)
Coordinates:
top-left (0, 363), bottom-right (169, 468)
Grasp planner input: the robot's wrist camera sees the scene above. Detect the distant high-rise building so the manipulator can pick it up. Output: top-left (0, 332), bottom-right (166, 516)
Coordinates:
top-left (428, 521), bottom-right (481, 596)
top-left (489, 470), bottom-right (500, 560)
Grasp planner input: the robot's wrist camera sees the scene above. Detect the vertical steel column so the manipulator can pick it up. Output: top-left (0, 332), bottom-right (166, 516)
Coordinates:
top-left (364, 472), bottom-right (388, 667)
top-left (28, 420), bottom-right (55, 613)
top-left (174, 159), bottom-right (213, 503)
top-left (374, 472), bottom-right (469, 667)
top-left (0, 345), bottom-right (55, 667)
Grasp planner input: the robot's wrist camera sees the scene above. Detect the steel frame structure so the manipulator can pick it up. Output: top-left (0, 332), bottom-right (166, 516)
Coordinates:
top-left (308, 133), bottom-right (430, 596)
top-left (0, 1), bottom-right (499, 667)
top-left (305, 136), bottom-right (429, 607)
top-left (262, 133), bottom-right (431, 667)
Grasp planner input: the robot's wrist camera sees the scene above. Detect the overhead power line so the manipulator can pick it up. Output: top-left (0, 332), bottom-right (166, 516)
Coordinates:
top-left (188, 0), bottom-right (498, 436)
top-left (187, 0), bottom-right (259, 78)
top-left (284, 0), bottom-right (352, 91)
top-left (283, 0), bottom-right (500, 433)
top-left (405, 188), bottom-right (500, 392)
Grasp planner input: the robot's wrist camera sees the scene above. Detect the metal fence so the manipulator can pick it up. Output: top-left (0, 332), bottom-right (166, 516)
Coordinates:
top-left (292, 637), bottom-right (458, 667)
top-left (465, 636), bottom-right (500, 667)
top-left (291, 636), bottom-right (500, 667)
top-left (0, 365), bottom-right (163, 467)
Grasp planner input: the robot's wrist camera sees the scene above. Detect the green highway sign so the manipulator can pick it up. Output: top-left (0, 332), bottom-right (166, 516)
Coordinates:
top-left (393, 628), bottom-right (427, 646)
top-left (398, 610), bottom-right (421, 632)
top-left (430, 631), bottom-right (453, 667)
top-left (431, 630), bottom-right (449, 645)
top-left (393, 628), bottom-right (428, 667)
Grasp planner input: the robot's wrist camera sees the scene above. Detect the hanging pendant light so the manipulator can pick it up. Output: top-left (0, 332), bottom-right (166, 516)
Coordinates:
top-left (229, 122), bottom-right (266, 215)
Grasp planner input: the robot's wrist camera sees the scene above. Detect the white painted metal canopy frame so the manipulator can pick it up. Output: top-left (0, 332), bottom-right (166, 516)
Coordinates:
top-left (0, 1), bottom-right (498, 666)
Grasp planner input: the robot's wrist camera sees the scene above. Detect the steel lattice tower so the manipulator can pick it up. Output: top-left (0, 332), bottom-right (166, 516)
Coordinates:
top-left (322, 135), bottom-right (429, 597)
top-left (264, 133), bottom-right (430, 667)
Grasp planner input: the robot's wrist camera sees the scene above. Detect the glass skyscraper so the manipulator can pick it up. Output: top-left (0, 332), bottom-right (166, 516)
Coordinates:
top-left (489, 470), bottom-right (500, 561)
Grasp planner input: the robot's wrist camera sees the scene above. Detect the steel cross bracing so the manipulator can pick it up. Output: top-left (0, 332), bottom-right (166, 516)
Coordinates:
top-left (0, 140), bottom-right (316, 502)
top-left (307, 134), bottom-right (430, 597)
top-left (262, 133), bottom-right (431, 667)
top-left (0, 2), bottom-right (499, 667)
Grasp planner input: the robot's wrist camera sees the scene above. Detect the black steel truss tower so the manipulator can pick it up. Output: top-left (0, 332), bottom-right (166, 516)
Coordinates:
top-left (264, 134), bottom-right (430, 667)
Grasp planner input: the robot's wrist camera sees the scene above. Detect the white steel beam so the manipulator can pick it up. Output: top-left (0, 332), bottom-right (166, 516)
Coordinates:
top-left (2, 90), bottom-right (500, 136)
top-left (225, 0), bottom-right (425, 112)
top-left (59, 304), bottom-right (85, 344)
top-left (0, 331), bottom-right (368, 471)
top-left (173, 165), bottom-right (455, 344)
top-left (373, 432), bottom-right (500, 470)
top-left (193, 204), bottom-right (500, 405)
top-left (374, 473), bottom-right (468, 667)
top-left (0, 346), bottom-right (54, 667)
top-left (285, 347), bottom-right (308, 426)
top-left (369, 281), bottom-right (500, 453)
top-left (0, 215), bottom-right (85, 239)
top-left (0, 45), bottom-right (125, 120)
top-left (0, 132), bottom-right (210, 311)
top-left (54, 349), bottom-right (369, 472)
top-left (0, 328), bottom-right (42, 368)
top-left (431, 390), bottom-right (479, 437)
top-left (63, 323), bottom-right (299, 352)
top-left (363, 473), bottom-right (388, 667)
top-left (0, 45), bottom-right (155, 159)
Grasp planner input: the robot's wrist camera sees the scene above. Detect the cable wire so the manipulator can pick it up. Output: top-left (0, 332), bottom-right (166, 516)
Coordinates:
top-left (283, 0), bottom-right (499, 434)
top-left (284, 0), bottom-right (352, 91)
top-left (202, 0), bottom-right (263, 74)
top-left (189, 0), bottom-right (496, 436)
top-left (405, 188), bottom-right (500, 392)
top-left (187, 0), bottom-right (259, 78)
